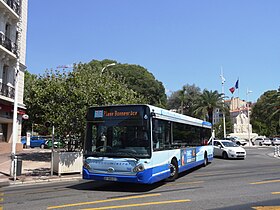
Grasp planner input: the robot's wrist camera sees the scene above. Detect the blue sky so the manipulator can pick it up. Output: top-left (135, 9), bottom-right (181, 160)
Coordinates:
top-left (26, 0), bottom-right (280, 102)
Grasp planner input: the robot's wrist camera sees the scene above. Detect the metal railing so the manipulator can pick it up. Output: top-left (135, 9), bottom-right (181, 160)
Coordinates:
top-left (0, 33), bottom-right (18, 56)
top-left (0, 82), bottom-right (15, 98)
top-left (3, 0), bottom-right (21, 15)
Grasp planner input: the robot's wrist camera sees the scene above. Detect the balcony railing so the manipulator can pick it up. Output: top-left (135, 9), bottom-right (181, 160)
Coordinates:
top-left (3, 0), bottom-right (21, 15)
top-left (0, 82), bottom-right (15, 99)
top-left (0, 32), bottom-right (18, 56)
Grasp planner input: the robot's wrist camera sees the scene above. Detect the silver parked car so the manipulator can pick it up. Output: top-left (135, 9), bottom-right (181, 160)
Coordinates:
top-left (253, 137), bottom-right (271, 146)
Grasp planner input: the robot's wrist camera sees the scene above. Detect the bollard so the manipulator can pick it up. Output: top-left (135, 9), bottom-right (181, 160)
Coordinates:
top-left (274, 146), bottom-right (278, 157)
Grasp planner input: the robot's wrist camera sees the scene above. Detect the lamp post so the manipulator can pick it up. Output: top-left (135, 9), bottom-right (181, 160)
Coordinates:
top-left (220, 68), bottom-right (226, 138)
top-left (100, 63), bottom-right (116, 75)
top-left (11, 69), bottom-right (19, 180)
top-left (246, 89), bottom-right (253, 146)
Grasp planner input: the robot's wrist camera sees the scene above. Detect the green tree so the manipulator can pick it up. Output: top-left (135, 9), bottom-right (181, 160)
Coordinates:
top-left (251, 89), bottom-right (280, 136)
top-left (97, 59), bottom-right (167, 107)
top-left (167, 84), bottom-right (201, 116)
top-left (194, 89), bottom-right (225, 124)
top-left (212, 108), bottom-right (232, 139)
top-left (23, 62), bottom-right (145, 149)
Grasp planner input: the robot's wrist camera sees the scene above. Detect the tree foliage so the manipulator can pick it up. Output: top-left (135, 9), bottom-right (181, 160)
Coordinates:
top-left (193, 89), bottom-right (225, 124)
top-left (212, 108), bottom-right (232, 139)
top-left (23, 61), bottom-right (145, 150)
top-left (99, 59), bottom-right (167, 107)
top-left (251, 88), bottom-right (280, 136)
top-left (167, 84), bottom-right (201, 116)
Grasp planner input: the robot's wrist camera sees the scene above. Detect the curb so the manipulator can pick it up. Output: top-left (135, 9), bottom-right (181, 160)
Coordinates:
top-left (7, 176), bottom-right (82, 187)
top-left (0, 181), bottom-right (10, 187)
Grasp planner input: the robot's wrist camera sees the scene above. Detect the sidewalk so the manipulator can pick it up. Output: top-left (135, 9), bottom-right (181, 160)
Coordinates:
top-left (0, 148), bottom-right (82, 187)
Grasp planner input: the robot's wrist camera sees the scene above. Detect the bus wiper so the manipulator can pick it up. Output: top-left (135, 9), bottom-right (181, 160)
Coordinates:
top-left (93, 146), bottom-right (113, 152)
top-left (117, 152), bottom-right (139, 161)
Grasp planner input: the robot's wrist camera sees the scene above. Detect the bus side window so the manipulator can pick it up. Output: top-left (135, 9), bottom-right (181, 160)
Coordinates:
top-left (152, 119), bottom-right (170, 150)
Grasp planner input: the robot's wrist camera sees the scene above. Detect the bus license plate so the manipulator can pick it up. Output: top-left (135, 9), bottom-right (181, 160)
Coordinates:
top-left (104, 177), bottom-right (117, 181)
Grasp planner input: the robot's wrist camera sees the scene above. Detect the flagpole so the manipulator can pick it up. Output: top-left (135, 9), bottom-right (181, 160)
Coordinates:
top-left (237, 78), bottom-right (240, 112)
top-left (220, 67), bottom-right (226, 138)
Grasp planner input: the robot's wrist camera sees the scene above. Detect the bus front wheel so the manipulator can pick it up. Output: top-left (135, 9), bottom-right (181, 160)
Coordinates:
top-left (166, 159), bottom-right (178, 182)
top-left (203, 153), bottom-right (208, 167)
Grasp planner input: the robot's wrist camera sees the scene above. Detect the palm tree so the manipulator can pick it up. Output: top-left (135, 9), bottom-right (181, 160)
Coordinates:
top-left (194, 89), bottom-right (225, 124)
top-left (179, 86), bottom-right (187, 114)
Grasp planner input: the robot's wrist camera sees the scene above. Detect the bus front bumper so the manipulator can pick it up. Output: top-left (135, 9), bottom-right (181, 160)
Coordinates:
top-left (83, 168), bottom-right (154, 184)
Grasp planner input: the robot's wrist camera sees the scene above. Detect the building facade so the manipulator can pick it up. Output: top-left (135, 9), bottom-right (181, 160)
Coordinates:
top-left (213, 97), bottom-right (252, 131)
top-left (0, 0), bottom-right (28, 153)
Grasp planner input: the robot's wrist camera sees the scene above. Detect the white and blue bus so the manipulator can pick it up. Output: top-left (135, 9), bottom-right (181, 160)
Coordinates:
top-left (83, 104), bottom-right (213, 184)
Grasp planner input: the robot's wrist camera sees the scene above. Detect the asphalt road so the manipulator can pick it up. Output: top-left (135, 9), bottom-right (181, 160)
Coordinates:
top-left (1, 147), bottom-right (280, 210)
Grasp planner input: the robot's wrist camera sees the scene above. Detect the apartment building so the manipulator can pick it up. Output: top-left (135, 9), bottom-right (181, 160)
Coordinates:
top-left (0, 0), bottom-right (28, 153)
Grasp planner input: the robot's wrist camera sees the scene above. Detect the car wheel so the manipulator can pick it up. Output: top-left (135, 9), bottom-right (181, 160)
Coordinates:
top-left (259, 142), bottom-right (262, 146)
top-left (236, 142), bottom-right (241, 146)
top-left (166, 159), bottom-right (178, 182)
top-left (222, 152), bottom-right (228, 159)
top-left (40, 144), bottom-right (45, 149)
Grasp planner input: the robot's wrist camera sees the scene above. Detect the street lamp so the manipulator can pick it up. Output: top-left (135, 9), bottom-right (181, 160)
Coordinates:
top-left (220, 68), bottom-right (226, 138)
top-left (100, 63), bottom-right (116, 75)
top-left (246, 89), bottom-right (253, 146)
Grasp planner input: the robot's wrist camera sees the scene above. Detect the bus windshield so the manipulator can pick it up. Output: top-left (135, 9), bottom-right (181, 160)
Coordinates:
top-left (85, 120), bottom-right (151, 159)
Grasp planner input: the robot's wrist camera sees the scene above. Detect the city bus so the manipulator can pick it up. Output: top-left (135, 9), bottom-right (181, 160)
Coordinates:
top-left (83, 104), bottom-right (213, 184)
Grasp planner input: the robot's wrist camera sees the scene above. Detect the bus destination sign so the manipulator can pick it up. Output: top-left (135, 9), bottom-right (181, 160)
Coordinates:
top-left (94, 110), bottom-right (139, 118)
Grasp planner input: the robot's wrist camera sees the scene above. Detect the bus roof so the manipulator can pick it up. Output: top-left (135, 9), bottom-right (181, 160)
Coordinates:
top-left (146, 104), bottom-right (212, 128)
top-left (88, 104), bottom-right (212, 128)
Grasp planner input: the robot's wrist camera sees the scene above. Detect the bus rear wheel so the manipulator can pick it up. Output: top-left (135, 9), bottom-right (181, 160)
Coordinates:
top-left (166, 159), bottom-right (178, 182)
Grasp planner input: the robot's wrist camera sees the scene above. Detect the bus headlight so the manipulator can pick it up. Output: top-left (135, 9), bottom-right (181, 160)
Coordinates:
top-left (133, 164), bottom-right (145, 173)
top-left (83, 161), bottom-right (91, 170)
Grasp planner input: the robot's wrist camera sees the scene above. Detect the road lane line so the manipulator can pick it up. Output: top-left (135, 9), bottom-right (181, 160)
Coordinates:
top-left (250, 180), bottom-right (280, 185)
top-left (165, 180), bottom-right (204, 186)
top-left (272, 192), bottom-right (280, 195)
top-left (80, 199), bottom-right (191, 210)
top-left (252, 206), bottom-right (280, 210)
top-left (47, 193), bottom-right (161, 209)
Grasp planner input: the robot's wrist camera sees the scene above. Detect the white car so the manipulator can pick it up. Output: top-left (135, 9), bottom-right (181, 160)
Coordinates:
top-left (253, 137), bottom-right (271, 146)
top-left (213, 140), bottom-right (246, 159)
top-left (225, 137), bottom-right (247, 146)
top-left (271, 137), bottom-right (280, 146)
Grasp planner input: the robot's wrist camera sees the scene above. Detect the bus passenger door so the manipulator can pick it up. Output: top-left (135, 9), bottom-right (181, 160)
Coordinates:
top-left (151, 119), bottom-right (171, 181)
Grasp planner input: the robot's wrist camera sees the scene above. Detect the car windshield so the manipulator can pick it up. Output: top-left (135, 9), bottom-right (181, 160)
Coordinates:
top-left (221, 141), bottom-right (239, 147)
